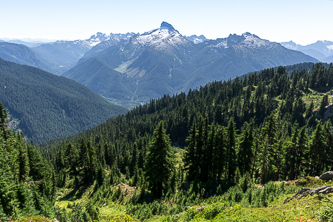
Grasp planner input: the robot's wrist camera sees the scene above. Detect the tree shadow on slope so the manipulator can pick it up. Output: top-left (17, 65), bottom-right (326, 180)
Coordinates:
top-left (60, 184), bottom-right (93, 201)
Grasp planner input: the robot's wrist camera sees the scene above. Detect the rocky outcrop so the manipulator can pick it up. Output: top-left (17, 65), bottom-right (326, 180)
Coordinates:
top-left (283, 186), bottom-right (333, 204)
top-left (319, 171), bottom-right (333, 180)
top-left (323, 104), bottom-right (333, 122)
top-left (185, 205), bottom-right (206, 211)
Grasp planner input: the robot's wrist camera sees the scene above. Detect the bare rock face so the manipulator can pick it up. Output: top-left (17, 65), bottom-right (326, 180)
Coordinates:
top-left (323, 104), bottom-right (333, 122)
top-left (319, 171), bottom-right (333, 180)
top-left (283, 186), bottom-right (333, 204)
top-left (185, 205), bottom-right (206, 211)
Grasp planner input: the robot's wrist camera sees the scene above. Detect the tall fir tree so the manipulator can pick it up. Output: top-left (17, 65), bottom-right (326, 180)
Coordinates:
top-left (226, 118), bottom-right (237, 180)
top-left (213, 125), bottom-right (226, 180)
top-left (145, 121), bottom-right (175, 198)
top-left (318, 94), bottom-right (329, 117)
top-left (309, 122), bottom-right (326, 175)
top-left (184, 121), bottom-right (197, 181)
top-left (237, 120), bottom-right (254, 176)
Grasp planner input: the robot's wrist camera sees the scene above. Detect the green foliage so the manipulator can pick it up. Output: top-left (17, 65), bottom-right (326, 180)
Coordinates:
top-left (145, 121), bottom-right (175, 198)
top-left (0, 58), bottom-right (127, 143)
top-left (317, 195), bottom-right (333, 222)
top-left (0, 42), bottom-right (47, 70)
top-left (35, 62), bottom-right (333, 221)
top-left (0, 101), bottom-right (56, 220)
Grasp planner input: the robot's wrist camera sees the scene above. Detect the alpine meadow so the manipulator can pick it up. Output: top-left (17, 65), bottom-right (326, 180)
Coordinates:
top-left (2, 1), bottom-right (333, 220)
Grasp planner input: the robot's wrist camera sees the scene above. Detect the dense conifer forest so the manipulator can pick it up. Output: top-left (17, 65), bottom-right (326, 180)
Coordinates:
top-left (47, 63), bottom-right (333, 185)
top-left (0, 102), bottom-right (100, 221)
top-left (0, 58), bottom-right (128, 143)
top-left (3, 62), bottom-right (333, 221)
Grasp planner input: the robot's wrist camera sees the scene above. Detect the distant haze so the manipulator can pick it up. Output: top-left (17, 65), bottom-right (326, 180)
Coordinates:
top-left (0, 0), bottom-right (332, 45)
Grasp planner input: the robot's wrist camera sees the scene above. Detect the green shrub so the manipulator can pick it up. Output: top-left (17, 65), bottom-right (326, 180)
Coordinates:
top-left (317, 195), bottom-right (333, 222)
top-left (201, 203), bottom-right (225, 220)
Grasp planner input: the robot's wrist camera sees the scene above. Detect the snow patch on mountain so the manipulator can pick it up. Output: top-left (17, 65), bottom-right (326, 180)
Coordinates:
top-left (327, 45), bottom-right (333, 52)
top-left (133, 22), bottom-right (189, 49)
top-left (193, 38), bottom-right (204, 44)
top-left (88, 38), bottom-right (105, 47)
top-left (211, 40), bottom-right (228, 48)
top-left (47, 32), bottom-right (135, 49)
top-left (242, 33), bottom-right (273, 48)
top-left (185, 35), bottom-right (209, 44)
top-left (87, 32), bottom-right (111, 47)
top-left (280, 41), bottom-right (298, 50)
top-left (209, 32), bottom-right (274, 49)
top-left (281, 39), bottom-right (333, 61)
top-left (136, 29), bottom-right (183, 46)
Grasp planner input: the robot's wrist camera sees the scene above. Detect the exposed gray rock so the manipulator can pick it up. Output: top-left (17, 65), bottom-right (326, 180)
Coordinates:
top-left (323, 104), bottom-right (333, 122)
top-left (283, 186), bottom-right (333, 204)
top-left (185, 205), bottom-right (206, 212)
top-left (320, 171), bottom-right (333, 180)
top-left (197, 206), bottom-right (206, 212)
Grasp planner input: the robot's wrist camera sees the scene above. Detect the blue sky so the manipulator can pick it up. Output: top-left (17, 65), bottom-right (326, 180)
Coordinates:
top-left (0, 0), bottom-right (332, 45)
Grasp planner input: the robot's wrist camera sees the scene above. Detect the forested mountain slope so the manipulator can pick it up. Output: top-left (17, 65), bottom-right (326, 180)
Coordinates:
top-left (0, 58), bottom-right (128, 143)
top-left (0, 102), bottom-right (56, 220)
top-left (0, 103), bottom-right (97, 221)
top-left (40, 62), bottom-right (333, 221)
top-left (0, 42), bottom-right (49, 71)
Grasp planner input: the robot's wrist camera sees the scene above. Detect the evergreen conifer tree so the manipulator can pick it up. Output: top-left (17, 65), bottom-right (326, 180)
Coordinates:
top-left (318, 95), bottom-right (329, 117)
top-left (213, 125), bottom-right (226, 180)
top-left (145, 121), bottom-right (175, 198)
top-left (226, 118), bottom-right (237, 180)
top-left (309, 122), bottom-right (326, 175)
top-left (237, 120), bottom-right (254, 176)
top-left (184, 121), bottom-right (197, 181)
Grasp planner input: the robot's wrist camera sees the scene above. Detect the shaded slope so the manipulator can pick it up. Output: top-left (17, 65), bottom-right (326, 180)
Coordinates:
top-left (32, 40), bottom-right (92, 75)
top-left (0, 42), bottom-right (49, 70)
top-left (65, 57), bottom-right (137, 107)
top-left (0, 58), bottom-right (128, 143)
top-left (183, 42), bottom-right (318, 91)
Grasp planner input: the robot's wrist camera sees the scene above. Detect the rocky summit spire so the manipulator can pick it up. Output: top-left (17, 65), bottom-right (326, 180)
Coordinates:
top-left (160, 21), bottom-right (175, 31)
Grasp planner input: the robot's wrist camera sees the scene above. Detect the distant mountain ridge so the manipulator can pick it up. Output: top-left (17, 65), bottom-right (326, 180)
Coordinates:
top-left (0, 58), bottom-right (128, 143)
top-left (281, 40), bottom-right (333, 63)
top-left (185, 35), bottom-right (209, 44)
top-left (0, 39), bottom-right (44, 47)
top-left (64, 22), bottom-right (317, 109)
top-left (31, 32), bottom-right (136, 75)
top-left (0, 34), bottom-right (137, 75)
top-left (0, 42), bottom-right (49, 70)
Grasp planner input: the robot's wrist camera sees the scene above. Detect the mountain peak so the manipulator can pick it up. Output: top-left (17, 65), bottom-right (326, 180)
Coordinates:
top-left (242, 32), bottom-right (261, 39)
top-left (185, 35), bottom-right (209, 44)
top-left (160, 22), bottom-right (175, 31)
top-left (227, 33), bottom-right (245, 44)
top-left (89, 32), bottom-right (108, 40)
top-left (220, 32), bottom-right (274, 49)
top-left (131, 21), bottom-right (190, 49)
top-left (242, 32), bottom-right (255, 36)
